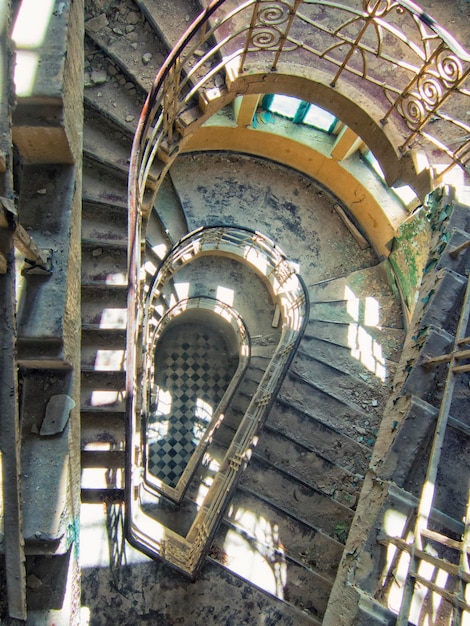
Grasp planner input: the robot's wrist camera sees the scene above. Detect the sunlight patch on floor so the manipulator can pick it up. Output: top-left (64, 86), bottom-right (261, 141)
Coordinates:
top-left (94, 349), bottom-right (125, 371)
top-left (99, 308), bottom-right (127, 329)
top-left (345, 286), bottom-right (387, 381)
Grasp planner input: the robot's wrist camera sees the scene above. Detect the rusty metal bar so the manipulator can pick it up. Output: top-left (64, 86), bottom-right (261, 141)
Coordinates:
top-left (396, 274), bottom-right (470, 625)
top-left (450, 239), bottom-right (470, 258)
top-left (270, 0), bottom-right (303, 71)
top-left (424, 347), bottom-right (470, 366)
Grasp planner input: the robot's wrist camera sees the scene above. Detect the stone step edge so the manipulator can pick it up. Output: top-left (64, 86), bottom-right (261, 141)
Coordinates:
top-left (85, 30), bottom-right (149, 95)
top-left (84, 101), bottom-right (135, 142)
top-left (82, 237), bottom-right (128, 250)
top-left (275, 396), bottom-right (370, 456)
top-left (262, 421), bottom-right (364, 481)
top-left (206, 556), bottom-right (322, 625)
top-left (84, 94), bottom-right (138, 139)
top-left (82, 193), bottom-right (128, 214)
top-left (293, 345), bottom-right (388, 390)
top-left (287, 368), bottom-right (369, 417)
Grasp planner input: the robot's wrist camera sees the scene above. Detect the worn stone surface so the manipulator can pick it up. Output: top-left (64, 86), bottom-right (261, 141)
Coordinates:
top-left (40, 394), bottom-right (75, 436)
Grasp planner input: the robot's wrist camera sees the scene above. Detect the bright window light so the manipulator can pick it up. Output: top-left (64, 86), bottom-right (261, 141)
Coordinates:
top-left (269, 94), bottom-right (301, 118)
top-left (265, 95), bottom-right (337, 132)
top-left (303, 104), bottom-right (336, 131)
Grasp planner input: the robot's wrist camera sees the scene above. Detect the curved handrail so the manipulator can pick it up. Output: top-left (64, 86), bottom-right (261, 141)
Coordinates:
top-left (125, 0), bottom-right (470, 576)
top-left (126, 225), bottom-right (309, 576)
top-left (129, 0), bottom-right (470, 213)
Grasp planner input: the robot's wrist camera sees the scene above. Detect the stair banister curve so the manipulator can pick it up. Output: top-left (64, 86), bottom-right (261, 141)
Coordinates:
top-left (125, 225), bottom-right (309, 576)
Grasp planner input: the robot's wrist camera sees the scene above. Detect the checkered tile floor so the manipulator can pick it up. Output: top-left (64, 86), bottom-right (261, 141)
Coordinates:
top-left (147, 323), bottom-right (237, 488)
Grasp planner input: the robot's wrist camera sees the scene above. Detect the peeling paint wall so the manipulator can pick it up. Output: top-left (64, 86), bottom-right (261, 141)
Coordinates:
top-left (388, 189), bottom-right (453, 321)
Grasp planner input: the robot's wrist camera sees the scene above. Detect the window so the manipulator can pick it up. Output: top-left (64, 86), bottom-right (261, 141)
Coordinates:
top-left (261, 94), bottom-right (337, 133)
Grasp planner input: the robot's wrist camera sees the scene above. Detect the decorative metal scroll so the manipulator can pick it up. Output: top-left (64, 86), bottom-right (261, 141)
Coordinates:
top-left (125, 0), bottom-right (470, 580)
top-left (129, 0), bottom-right (470, 216)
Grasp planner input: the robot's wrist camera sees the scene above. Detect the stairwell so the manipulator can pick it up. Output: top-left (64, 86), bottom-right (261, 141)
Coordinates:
top-left (1, 0), bottom-right (469, 624)
top-left (79, 2), bottom-right (407, 610)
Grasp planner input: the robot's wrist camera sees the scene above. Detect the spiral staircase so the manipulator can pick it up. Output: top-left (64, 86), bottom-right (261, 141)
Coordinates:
top-left (1, 0), bottom-right (470, 624)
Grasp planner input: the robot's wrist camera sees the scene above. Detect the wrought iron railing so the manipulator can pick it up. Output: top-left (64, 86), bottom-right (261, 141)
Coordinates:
top-left (125, 0), bottom-right (470, 583)
top-left (126, 225), bottom-right (308, 576)
top-left (129, 0), bottom-right (470, 218)
top-left (380, 273), bottom-right (470, 625)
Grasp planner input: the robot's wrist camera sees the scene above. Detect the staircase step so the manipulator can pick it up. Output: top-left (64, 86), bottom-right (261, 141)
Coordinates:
top-left (83, 159), bottom-right (128, 206)
top-left (309, 261), bottom-right (395, 301)
top-left (84, 40), bottom-right (144, 133)
top-left (310, 296), bottom-right (403, 329)
top-left (81, 488), bottom-right (125, 503)
top-left (223, 489), bottom-right (344, 583)
top-left (255, 427), bottom-right (361, 509)
top-left (135, 0), bottom-right (203, 51)
top-left (81, 244), bottom-right (127, 285)
top-left (85, 6), bottom-right (166, 93)
top-left (279, 373), bottom-right (377, 445)
top-left (80, 367), bottom-right (126, 410)
top-left (297, 334), bottom-right (397, 385)
top-left (81, 449), bottom-right (125, 469)
top-left (437, 227), bottom-right (470, 276)
top-left (84, 106), bottom-right (133, 173)
top-left (268, 399), bottom-right (370, 475)
top-left (81, 328), bottom-right (126, 371)
top-left (81, 409), bottom-right (126, 448)
top-left (240, 457), bottom-right (354, 542)
top-left (212, 520), bottom-right (332, 621)
top-left (420, 267), bottom-right (467, 335)
top-left (81, 369), bottom-right (126, 390)
top-left (290, 349), bottom-right (387, 411)
top-left (304, 319), bottom-right (404, 363)
top-left (82, 199), bottom-right (127, 243)
top-left (448, 202), bottom-right (470, 233)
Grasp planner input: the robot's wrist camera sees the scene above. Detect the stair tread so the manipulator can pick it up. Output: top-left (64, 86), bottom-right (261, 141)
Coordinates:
top-left (212, 521), bottom-right (332, 620)
top-left (83, 159), bottom-right (128, 205)
top-left (304, 319), bottom-right (404, 362)
top-left (308, 261), bottom-right (395, 300)
top-left (280, 373), bottom-right (379, 446)
top-left (84, 40), bottom-right (144, 132)
top-left (297, 335), bottom-right (397, 383)
top-left (86, 7), bottom-right (166, 93)
top-left (289, 351), bottom-right (389, 420)
top-left (310, 296), bottom-right (403, 329)
top-left (82, 245), bottom-right (127, 285)
top-left (224, 488), bottom-right (344, 581)
top-left (84, 107), bottom-right (132, 171)
top-left (240, 457), bottom-right (354, 541)
top-left (255, 427), bottom-right (361, 509)
top-left (269, 399), bottom-right (370, 475)
top-left (135, 0), bottom-right (202, 51)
